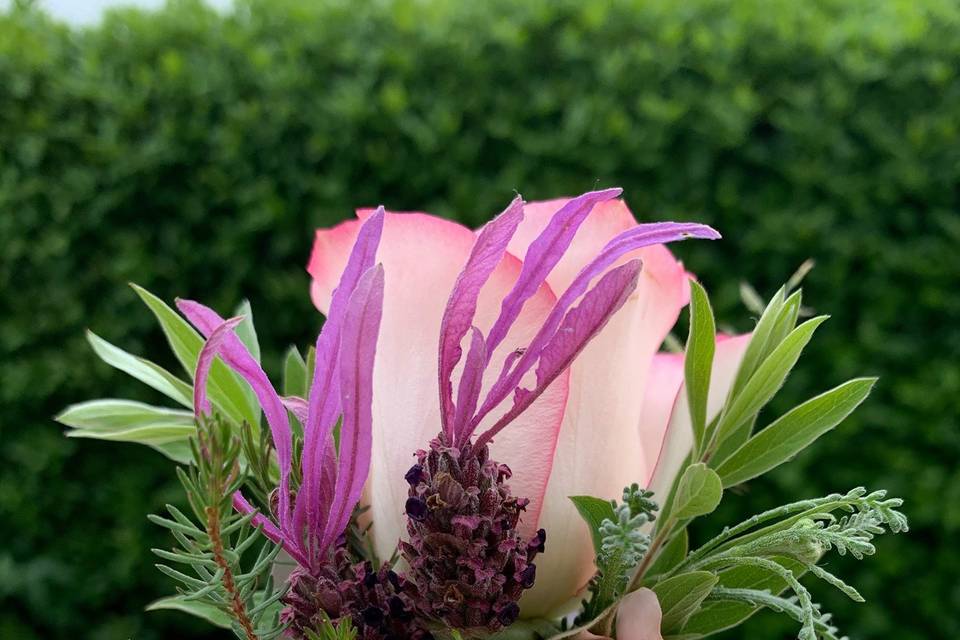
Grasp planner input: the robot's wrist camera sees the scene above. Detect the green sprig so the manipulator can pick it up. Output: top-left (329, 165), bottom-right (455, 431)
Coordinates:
top-left (148, 414), bottom-right (287, 639)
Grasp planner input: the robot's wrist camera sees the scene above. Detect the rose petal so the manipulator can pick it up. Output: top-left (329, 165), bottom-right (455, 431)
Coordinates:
top-left (646, 333), bottom-right (752, 496)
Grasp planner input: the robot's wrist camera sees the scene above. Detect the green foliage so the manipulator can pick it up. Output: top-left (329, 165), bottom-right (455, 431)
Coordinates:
top-left (667, 488), bottom-right (907, 639)
top-left (573, 485), bottom-right (658, 626)
top-left (2, 0), bottom-right (957, 637)
top-left (149, 414), bottom-right (286, 639)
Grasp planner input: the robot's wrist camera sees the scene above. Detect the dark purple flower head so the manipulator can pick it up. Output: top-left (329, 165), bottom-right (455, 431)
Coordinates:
top-left (282, 547), bottom-right (433, 640)
top-left (401, 434), bottom-right (546, 631)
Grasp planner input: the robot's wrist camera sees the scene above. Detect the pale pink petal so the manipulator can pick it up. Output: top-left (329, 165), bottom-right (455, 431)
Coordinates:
top-left (518, 201), bottom-right (696, 616)
top-left (616, 588), bottom-right (664, 640)
top-left (308, 211), bottom-right (566, 562)
top-left (646, 333), bottom-right (752, 498)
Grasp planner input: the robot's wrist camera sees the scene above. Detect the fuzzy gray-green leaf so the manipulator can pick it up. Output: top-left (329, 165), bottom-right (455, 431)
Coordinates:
top-left (672, 463), bottom-right (723, 520)
top-left (653, 570), bottom-right (719, 633)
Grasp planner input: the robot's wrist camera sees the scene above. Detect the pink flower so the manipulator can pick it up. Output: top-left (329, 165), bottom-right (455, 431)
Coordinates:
top-left (307, 190), bottom-right (731, 616)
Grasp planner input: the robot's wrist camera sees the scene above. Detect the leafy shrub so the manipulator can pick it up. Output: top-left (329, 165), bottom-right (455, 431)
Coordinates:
top-left (1, 0), bottom-right (957, 637)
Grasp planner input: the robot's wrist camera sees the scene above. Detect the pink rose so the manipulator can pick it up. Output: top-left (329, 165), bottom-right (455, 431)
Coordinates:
top-left (308, 195), bottom-right (746, 616)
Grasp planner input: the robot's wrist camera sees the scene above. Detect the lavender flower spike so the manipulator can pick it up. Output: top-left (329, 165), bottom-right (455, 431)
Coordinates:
top-left (402, 189), bottom-right (720, 630)
top-left (176, 207), bottom-right (386, 575)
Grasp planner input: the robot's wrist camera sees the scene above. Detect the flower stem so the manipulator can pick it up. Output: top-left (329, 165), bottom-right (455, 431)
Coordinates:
top-left (207, 503), bottom-right (259, 640)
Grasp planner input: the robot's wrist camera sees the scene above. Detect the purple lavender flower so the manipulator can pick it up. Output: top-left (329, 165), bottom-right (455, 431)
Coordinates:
top-left (393, 190), bottom-right (720, 629)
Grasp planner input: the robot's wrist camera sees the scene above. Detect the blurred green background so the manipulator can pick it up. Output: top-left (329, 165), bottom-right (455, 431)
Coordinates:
top-left (1, 0), bottom-right (957, 637)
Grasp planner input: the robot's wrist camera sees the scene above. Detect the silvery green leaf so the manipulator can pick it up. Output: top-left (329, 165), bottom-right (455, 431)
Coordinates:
top-left (714, 315), bottom-right (828, 447)
top-left (653, 570), bottom-right (719, 633)
top-left (57, 398), bottom-right (194, 430)
top-left (283, 345), bottom-right (308, 398)
top-left (672, 463), bottom-right (723, 520)
top-left (86, 330), bottom-right (192, 408)
top-left (131, 283), bottom-right (259, 428)
top-left (146, 595), bottom-right (232, 628)
top-left (681, 557), bottom-right (806, 637)
top-left (233, 299), bottom-right (261, 363)
top-left (717, 378), bottom-right (877, 487)
top-left (685, 281), bottom-right (716, 454)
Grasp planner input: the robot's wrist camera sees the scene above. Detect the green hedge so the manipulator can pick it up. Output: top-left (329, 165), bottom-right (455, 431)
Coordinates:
top-left (2, 0), bottom-right (958, 637)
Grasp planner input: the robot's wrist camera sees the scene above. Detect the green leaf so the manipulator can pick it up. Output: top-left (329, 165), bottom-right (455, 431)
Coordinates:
top-left (56, 399), bottom-right (194, 430)
top-left (283, 345), bottom-right (308, 398)
top-left (767, 289), bottom-right (803, 349)
top-left (86, 330), bottom-right (192, 408)
top-left (685, 280), bottom-right (716, 454)
top-left (131, 284), bottom-right (259, 429)
top-left (680, 557), bottom-right (805, 636)
top-left (58, 399), bottom-right (196, 462)
top-left (646, 528), bottom-right (689, 580)
top-left (653, 570), bottom-right (719, 633)
top-left (233, 299), bottom-right (261, 363)
top-left (714, 315), bottom-right (828, 446)
top-left (727, 287), bottom-right (785, 401)
top-left (717, 378), bottom-right (877, 487)
top-left (146, 595), bottom-right (232, 628)
top-left (569, 495), bottom-right (617, 554)
top-left (233, 299), bottom-right (261, 415)
top-left (672, 463), bottom-right (723, 520)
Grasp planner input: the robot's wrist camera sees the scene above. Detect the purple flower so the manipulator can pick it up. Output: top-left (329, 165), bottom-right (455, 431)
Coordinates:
top-left (182, 208), bottom-right (387, 573)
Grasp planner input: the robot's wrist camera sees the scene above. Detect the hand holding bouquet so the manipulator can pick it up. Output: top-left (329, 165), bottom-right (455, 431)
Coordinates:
top-left (60, 189), bottom-right (907, 639)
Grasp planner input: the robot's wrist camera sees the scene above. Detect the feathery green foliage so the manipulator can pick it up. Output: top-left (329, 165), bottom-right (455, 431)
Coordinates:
top-left (148, 414), bottom-right (286, 639)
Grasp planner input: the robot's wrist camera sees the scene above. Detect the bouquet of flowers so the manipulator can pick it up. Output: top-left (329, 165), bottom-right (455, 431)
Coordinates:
top-left (59, 189), bottom-right (908, 640)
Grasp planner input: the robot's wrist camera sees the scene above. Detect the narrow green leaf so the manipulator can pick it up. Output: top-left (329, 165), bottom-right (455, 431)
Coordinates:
top-left (728, 287), bottom-right (785, 400)
top-left (685, 281), bottom-right (716, 454)
top-left (714, 316), bottom-right (828, 446)
top-left (131, 284), bottom-right (259, 428)
top-left (653, 570), bottom-right (719, 633)
top-left (146, 595), bottom-right (232, 628)
top-left (233, 299), bottom-right (261, 363)
top-left (767, 289), bottom-right (803, 349)
top-left (283, 345), bottom-right (308, 398)
top-left (59, 399), bottom-right (196, 462)
top-left (672, 463), bottom-right (723, 520)
top-left (717, 378), bottom-right (877, 487)
top-left (56, 399), bottom-right (194, 430)
top-left (86, 330), bottom-right (192, 408)
top-left (569, 495), bottom-right (617, 554)
top-left (233, 299), bottom-right (261, 416)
